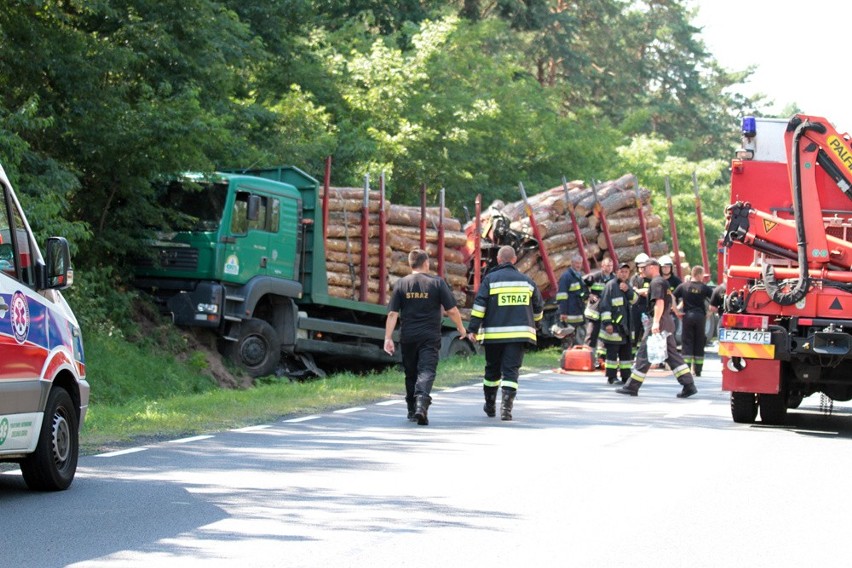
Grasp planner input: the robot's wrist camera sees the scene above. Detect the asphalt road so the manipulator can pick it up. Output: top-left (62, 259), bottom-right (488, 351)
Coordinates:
top-left (3, 352), bottom-right (852, 568)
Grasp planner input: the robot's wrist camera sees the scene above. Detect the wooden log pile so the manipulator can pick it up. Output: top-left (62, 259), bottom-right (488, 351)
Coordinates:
top-left (322, 187), bottom-right (469, 306)
top-left (468, 174), bottom-right (670, 296)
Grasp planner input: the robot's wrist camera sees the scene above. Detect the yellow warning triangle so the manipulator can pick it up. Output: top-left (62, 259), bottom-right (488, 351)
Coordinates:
top-left (763, 219), bottom-right (777, 233)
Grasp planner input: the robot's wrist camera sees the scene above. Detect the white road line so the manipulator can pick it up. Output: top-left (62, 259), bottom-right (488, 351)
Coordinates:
top-left (284, 415), bottom-right (321, 423)
top-left (231, 425), bottom-right (271, 432)
top-left (95, 447), bottom-right (148, 458)
top-left (375, 400), bottom-right (403, 406)
top-left (441, 386), bottom-right (473, 393)
top-left (334, 407), bottom-right (366, 414)
top-left (519, 373), bottom-right (539, 378)
top-left (168, 435), bottom-right (214, 444)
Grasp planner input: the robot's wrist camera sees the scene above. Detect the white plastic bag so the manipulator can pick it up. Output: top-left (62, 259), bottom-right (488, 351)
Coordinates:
top-left (647, 331), bottom-right (669, 365)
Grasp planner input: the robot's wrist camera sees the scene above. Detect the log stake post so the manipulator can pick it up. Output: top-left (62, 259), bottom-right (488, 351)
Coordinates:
top-left (419, 183), bottom-right (427, 250)
top-left (664, 176), bottom-right (683, 280)
top-left (378, 172), bottom-right (387, 305)
top-left (520, 182), bottom-right (557, 299)
top-left (322, 156), bottom-right (332, 251)
top-left (592, 180), bottom-right (619, 266)
top-left (632, 175), bottom-right (651, 256)
top-left (562, 176), bottom-right (590, 273)
top-left (437, 188), bottom-right (446, 278)
top-left (692, 171), bottom-right (711, 282)
top-left (474, 194), bottom-right (482, 293)
top-left (360, 174), bottom-right (370, 302)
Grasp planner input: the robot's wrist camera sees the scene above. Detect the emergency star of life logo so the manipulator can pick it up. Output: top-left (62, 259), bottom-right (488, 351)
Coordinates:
top-left (11, 290), bottom-right (30, 344)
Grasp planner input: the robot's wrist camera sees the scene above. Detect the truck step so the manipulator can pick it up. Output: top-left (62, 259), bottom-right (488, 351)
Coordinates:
top-left (223, 315), bottom-right (242, 322)
top-left (225, 295), bottom-right (246, 302)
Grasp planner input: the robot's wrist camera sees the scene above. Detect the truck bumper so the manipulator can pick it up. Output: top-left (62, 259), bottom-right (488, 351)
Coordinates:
top-left (166, 281), bottom-right (223, 328)
top-left (722, 358), bottom-right (781, 394)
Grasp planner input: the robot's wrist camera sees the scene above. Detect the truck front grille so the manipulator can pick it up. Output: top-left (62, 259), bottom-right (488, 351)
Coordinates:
top-left (137, 247), bottom-right (199, 271)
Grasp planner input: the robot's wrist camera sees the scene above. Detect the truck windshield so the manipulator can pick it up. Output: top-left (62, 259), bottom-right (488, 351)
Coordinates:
top-left (164, 181), bottom-right (228, 232)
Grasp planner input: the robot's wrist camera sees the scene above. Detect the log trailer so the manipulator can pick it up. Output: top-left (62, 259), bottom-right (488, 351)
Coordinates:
top-left (720, 114), bottom-right (852, 424)
top-left (134, 164), bottom-right (488, 378)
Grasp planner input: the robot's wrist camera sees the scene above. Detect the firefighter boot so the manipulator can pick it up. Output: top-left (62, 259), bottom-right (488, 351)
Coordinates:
top-left (414, 394), bottom-right (431, 425)
top-left (677, 382), bottom-right (698, 399)
top-left (694, 363), bottom-right (703, 377)
top-left (501, 390), bottom-right (516, 421)
top-left (406, 396), bottom-right (416, 421)
top-left (615, 378), bottom-right (641, 397)
top-left (483, 388), bottom-right (498, 418)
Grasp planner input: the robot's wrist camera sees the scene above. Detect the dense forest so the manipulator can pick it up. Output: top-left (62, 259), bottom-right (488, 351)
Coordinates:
top-left (0, 0), bottom-right (767, 329)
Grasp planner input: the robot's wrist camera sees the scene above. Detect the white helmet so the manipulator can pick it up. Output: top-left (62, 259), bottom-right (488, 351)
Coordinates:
top-left (659, 254), bottom-right (673, 266)
top-left (634, 252), bottom-right (650, 266)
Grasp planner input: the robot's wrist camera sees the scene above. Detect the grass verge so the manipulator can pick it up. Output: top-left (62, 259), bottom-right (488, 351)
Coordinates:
top-left (81, 344), bottom-right (564, 454)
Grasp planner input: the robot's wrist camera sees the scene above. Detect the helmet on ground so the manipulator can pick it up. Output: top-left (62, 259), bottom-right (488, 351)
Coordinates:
top-left (659, 255), bottom-right (673, 266)
top-left (634, 252), bottom-right (650, 266)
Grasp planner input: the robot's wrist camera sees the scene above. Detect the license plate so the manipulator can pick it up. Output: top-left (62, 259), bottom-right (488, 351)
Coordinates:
top-left (719, 328), bottom-right (771, 344)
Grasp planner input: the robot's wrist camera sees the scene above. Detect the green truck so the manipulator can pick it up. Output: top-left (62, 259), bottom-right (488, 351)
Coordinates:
top-left (134, 166), bottom-right (474, 378)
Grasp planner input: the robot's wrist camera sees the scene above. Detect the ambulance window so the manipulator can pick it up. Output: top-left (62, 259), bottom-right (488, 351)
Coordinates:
top-left (10, 203), bottom-right (36, 287)
top-left (0, 185), bottom-right (18, 280)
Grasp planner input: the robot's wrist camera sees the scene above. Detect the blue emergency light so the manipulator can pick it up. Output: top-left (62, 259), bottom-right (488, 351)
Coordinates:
top-left (742, 116), bottom-right (756, 138)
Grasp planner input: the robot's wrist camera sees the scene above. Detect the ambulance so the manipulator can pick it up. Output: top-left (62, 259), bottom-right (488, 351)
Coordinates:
top-left (0, 163), bottom-right (87, 491)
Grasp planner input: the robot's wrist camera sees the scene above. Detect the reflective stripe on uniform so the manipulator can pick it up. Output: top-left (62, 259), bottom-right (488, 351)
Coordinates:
top-left (502, 380), bottom-right (518, 390)
top-left (568, 282), bottom-right (582, 291)
top-left (476, 325), bottom-right (537, 342)
top-left (555, 292), bottom-right (568, 301)
top-left (599, 329), bottom-right (623, 343)
top-left (483, 378), bottom-right (501, 388)
top-left (534, 311), bottom-right (543, 322)
top-left (672, 364), bottom-right (691, 378)
top-left (565, 314), bottom-right (584, 324)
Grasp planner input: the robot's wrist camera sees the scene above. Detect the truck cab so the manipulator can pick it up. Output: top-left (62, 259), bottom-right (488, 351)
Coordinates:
top-left (0, 164), bottom-right (87, 491)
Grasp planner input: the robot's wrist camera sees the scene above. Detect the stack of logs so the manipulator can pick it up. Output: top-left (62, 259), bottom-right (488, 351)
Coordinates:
top-left (479, 174), bottom-right (669, 295)
top-left (322, 187), bottom-right (468, 305)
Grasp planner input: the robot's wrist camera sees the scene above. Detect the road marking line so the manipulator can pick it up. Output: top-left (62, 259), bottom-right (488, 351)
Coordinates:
top-left (441, 386), bottom-right (473, 393)
top-left (95, 447), bottom-right (148, 458)
top-left (334, 407), bottom-right (366, 414)
top-left (168, 435), bottom-right (215, 444)
top-left (375, 400), bottom-right (402, 406)
top-left (231, 425), bottom-right (271, 432)
top-left (284, 415), bottom-right (321, 423)
top-left (519, 373), bottom-right (538, 378)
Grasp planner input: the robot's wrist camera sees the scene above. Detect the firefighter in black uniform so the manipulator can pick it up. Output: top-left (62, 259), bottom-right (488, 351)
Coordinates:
top-left (467, 245), bottom-right (544, 421)
top-left (674, 265), bottom-right (714, 376)
top-left (598, 261), bottom-right (636, 384)
top-left (630, 253), bottom-right (652, 355)
top-left (584, 257), bottom-right (615, 365)
top-left (616, 257), bottom-right (697, 398)
top-left (385, 249), bottom-right (467, 425)
top-left (556, 254), bottom-right (589, 342)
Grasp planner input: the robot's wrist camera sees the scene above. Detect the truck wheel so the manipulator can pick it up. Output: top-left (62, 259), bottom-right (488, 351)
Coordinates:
top-left (705, 313), bottom-right (718, 346)
top-left (440, 334), bottom-right (475, 359)
top-left (759, 392), bottom-right (788, 425)
top-left (227, 318), bottom-right (281, 377)
top-left (730, 392), bottom-right (757, 424)
top-left (20, 387), bottom-right (79, 491)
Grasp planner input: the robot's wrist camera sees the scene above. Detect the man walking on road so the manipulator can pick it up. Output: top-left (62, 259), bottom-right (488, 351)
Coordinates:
top-left (673, 265), bottom-right (714, 376)
top-left (616, 257), bottom-right (697, 398)
top-left (385, 249), bottom-right (467, 425)
top-left (467, 245), bottom-right (544, 421)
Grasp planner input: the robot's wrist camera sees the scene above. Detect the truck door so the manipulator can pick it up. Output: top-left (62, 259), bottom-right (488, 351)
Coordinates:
top-left (264, 195), bottom-right (300, 280)
top-left (221, 188), bottom-right (274, 284)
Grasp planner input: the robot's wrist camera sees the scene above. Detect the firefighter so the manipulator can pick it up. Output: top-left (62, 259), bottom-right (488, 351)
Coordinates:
top-left (674, 265), bottom-right (714, 376)
top-left (630, 252), bottom-right (652, 354)
top-left (467, 245), bottom-right (544, 421)
top-left (616, 257), bottom-right (697, 398)
top-left (584, 257), bottom-right (616, 366)
top-left (598, 261), bottom-right (637, 384)
top-left (385, 249), bottom-right (467, 425)
top-left (659, 255), bottom-right (682, 290)
top-left (556, 254), bottom-right (589, 342)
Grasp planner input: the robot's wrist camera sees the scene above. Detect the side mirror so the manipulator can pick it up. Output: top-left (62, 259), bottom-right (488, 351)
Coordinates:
top-left (45, 237), bottom-right (73, 289)
top-left (247, 195), bottom-right (261, 221)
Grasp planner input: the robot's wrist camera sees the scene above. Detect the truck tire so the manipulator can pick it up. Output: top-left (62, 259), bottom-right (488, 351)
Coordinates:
top-left (20, 387), bottom-right (79, 491)
top-left (759, 392), bottom-right (788, 425)
top-left (730, 392), bottom-right (757, 424)
top-left (440, 334), bottom-right (475, 359)
top-left (705, 313), bottom-right (718, 346)
top-left (226, 318), bottom-right (281, 378)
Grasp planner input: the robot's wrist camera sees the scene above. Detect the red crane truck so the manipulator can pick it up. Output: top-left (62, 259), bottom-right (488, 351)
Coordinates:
top-left (720, 114), bottom-right (852, 424)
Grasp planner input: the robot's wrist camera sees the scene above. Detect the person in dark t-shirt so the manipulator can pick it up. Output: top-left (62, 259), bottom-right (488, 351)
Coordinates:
top-left (385, 249), bottom-right (466, 425)
top-left (674, 265), bottom-right (714, 376)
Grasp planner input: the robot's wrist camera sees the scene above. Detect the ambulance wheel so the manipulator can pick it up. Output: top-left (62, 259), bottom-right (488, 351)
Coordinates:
top-left (20, 387), bottom-right (79, 491)
top-left (730, 392), bottom-right (757, 424)
top-left (759, 392), bottom-right (788, 425)
top-left (227, 318), bottom-right (281, 377)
